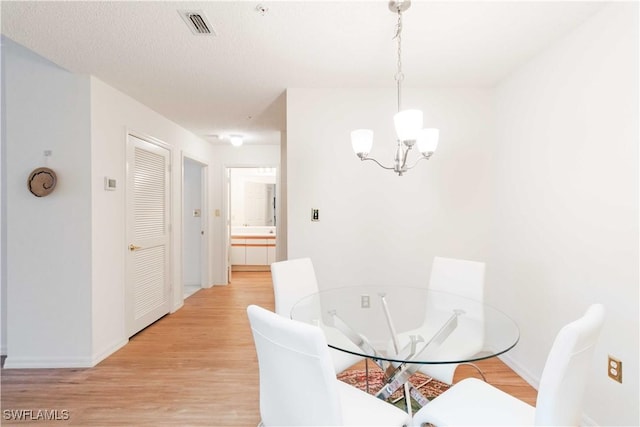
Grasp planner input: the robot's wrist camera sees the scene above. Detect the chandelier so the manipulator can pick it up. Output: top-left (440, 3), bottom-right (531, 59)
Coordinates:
top-left (351, 0), bottom-right (439, 176)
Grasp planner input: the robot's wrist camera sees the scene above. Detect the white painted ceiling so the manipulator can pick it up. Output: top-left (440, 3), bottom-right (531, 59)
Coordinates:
top-left (1, 1), bottom-right (605, 145)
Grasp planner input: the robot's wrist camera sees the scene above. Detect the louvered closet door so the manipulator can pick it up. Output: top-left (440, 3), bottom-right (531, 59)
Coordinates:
top-left (125, 134), bottom-right (171, 337)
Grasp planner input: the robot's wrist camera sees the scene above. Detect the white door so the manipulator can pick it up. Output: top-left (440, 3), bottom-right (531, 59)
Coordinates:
top-left (125, 134), bottom-right (171, 337)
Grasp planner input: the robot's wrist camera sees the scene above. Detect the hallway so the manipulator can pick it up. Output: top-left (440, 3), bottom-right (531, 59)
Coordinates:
top-left (1, 272), bottom-right (272, 426)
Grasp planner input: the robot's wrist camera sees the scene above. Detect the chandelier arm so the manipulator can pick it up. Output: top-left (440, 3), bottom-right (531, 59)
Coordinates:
top-left (404, 153), bottom-right (433, 171)
top-left (360, 156), bottom-right (396, 171)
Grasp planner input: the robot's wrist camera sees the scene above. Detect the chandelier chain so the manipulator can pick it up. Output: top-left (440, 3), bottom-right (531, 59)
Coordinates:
top-left (350, 0), bottom-right (439, 176)
top-left (394, 9), bottom-right (404, 112)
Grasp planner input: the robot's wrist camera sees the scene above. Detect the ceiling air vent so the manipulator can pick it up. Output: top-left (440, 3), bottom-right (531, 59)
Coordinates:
top-left (179, 10), bottom-right (216, 36)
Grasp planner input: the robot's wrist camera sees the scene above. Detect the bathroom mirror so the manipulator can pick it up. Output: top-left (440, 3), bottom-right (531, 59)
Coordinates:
top-left (229, 168), bottom-right (276, 227)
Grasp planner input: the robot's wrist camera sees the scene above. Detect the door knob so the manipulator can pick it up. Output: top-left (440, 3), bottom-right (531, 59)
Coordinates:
top-left (129, 244), bottom-right (142, 251)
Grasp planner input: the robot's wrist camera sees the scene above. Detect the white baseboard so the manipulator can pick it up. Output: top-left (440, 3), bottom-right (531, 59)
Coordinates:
top-left (498, 352), bottom-right (540, 389)
top-left (171, 301), bottom-right (184, 313)
top-left (3, 338), bottom-right (128, 369)
top-left (3, 356), bottom-right (94, 369)
top-left (91, 338), bottom-right (128, 366)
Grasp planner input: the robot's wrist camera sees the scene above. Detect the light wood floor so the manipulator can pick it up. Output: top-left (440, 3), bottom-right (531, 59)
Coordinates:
top-left (1, 272), bottom-right (536, 426)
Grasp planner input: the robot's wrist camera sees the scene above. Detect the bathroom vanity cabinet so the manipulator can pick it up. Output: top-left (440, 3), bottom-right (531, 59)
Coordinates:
top-left (230, 235), bottom-right (276, 268)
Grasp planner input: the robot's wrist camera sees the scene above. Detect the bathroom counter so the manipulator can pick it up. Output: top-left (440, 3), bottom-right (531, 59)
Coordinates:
top-left (231, 234), bottom-right (276, 239)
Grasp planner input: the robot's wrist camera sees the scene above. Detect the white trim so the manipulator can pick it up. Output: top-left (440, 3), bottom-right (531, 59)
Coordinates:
top-left (171, 300), bottom-right (184, 313)
top-left (4, 357), bottom-right (94, 369)
top-left (498, 352), bottom-right (540, 389)
top-left (127, 129), bottom-right (172, 151)
top-left (91, 338), bottom-right (128, 366)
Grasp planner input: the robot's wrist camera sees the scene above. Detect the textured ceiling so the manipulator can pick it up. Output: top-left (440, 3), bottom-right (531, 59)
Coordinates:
top-left (1, 1), bottom-right (605, 145)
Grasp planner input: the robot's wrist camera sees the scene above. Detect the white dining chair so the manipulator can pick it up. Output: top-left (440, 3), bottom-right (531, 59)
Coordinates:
top-left (271, 257), bottom-right (363, 374)
top-left (394, 257), bottom-right (486, 385)
top-left (247, 304), bottom-right (411, 427)
top-left (411, 303), bottom-right (605, 427)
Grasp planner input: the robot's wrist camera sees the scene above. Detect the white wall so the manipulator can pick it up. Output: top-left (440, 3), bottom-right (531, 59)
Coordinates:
top-left (279, 131), bottom-right (288, 261)
top-left (2, 37), bottom-right (93, 367)
top-left (490, 3), bottom-right (638, 425)
top-left (285, 5), bottom-right (638, 424)
top-left (286, 88), bottom-right (494, 289)
top-left (89, 77), bottom-right (216, 362)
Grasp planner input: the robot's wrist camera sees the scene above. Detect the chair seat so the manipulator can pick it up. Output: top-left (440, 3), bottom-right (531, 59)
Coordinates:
top-left (412, 378), bottom-right (535, 426)
top-left (338, 381), bottom-right (411, 426)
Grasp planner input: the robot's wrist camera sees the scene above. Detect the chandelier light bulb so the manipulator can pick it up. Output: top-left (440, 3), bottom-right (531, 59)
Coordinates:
top-left (394, 109), bottom-right (423, 142)
top-left (351, 129), bottom-right (374, 157)
top-left (417, 128), bottom-right (439, 155)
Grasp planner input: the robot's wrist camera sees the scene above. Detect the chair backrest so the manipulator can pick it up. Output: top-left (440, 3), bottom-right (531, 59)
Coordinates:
top-left (271, 257), bottom-right (319, 318)
top-left (246, 304), bottom-right (343, 426)
top-left (420, 257), bottom-right (486, 381)
top-left (535, 304), bottom-right (605, 426)
top-left (429, 256), bottom-right (485, 302)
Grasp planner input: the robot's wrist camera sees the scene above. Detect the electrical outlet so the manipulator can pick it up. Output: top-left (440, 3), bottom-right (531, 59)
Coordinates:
top-left (311, 208), bottom-right (319, 222)
top-left (608, 355), bottom-right (622, 383)
top-left (361, 295), bottom-right (370, 309)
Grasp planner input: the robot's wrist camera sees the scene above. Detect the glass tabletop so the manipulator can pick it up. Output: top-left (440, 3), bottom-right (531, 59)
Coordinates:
top-left (290, 285), bottom-right (519, 365)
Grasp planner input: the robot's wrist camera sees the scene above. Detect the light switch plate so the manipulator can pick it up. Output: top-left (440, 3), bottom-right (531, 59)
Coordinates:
top-left (104, 177), bottom-right (117, 191)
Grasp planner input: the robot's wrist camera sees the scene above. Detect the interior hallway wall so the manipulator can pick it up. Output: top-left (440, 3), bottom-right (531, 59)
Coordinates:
top-left (2, 35), bottom-right (218, 367)
top-left (2, 36), bottom-right (93, 367)
top-left (89, 77), bottom-right (215, 363)
top-left (183, 158), bottom-right (203, 287)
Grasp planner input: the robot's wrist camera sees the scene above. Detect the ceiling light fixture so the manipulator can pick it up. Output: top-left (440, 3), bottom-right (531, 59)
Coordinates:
top-left (229, 135), bottom-right (244, 147)
top-left (351, 0), bottom-right (439, 176)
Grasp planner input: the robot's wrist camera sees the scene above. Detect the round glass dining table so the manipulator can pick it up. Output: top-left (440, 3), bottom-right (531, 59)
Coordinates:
top-left (290, 285), bottom-right (520, 410)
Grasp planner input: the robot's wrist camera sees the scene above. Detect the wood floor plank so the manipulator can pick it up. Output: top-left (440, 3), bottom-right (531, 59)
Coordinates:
top-left (1, 271), bottom-right (536, 425)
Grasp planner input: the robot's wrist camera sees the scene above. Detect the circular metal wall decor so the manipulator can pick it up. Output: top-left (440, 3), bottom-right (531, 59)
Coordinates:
top-left (27, 167), bottom-right (57, 197)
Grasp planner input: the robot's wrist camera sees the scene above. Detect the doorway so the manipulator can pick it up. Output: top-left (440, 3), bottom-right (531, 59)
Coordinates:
top-left (225, 167), bottom-right (277, 282)
top-left (182, 156), bottom-right (209, 299)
